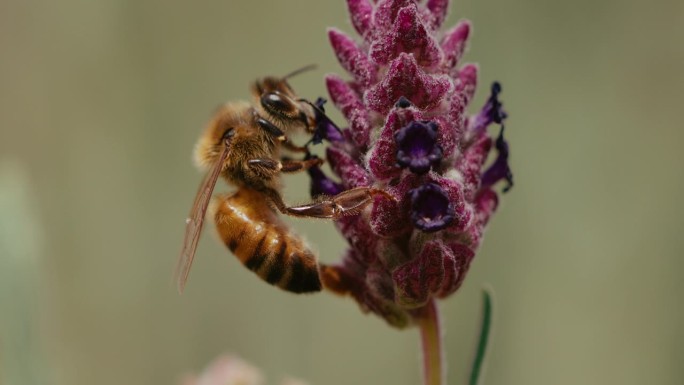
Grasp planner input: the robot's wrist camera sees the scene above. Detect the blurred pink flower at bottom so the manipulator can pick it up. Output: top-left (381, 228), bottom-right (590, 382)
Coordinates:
top-left (180, 355), bottom-right (308, 385)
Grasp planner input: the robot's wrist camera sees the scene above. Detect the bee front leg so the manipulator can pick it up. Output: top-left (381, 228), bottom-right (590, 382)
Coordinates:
top-left (282, 140), bottom-right (311, 154)
top-left (255, 117), bottom-right (311, 154)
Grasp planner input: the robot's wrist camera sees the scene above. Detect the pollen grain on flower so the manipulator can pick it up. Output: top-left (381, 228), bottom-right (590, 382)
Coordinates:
top-left (308, 0), bottom-right (513, 327)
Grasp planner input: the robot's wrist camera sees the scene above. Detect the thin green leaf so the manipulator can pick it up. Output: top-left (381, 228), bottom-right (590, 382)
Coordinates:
top-left (469, 288), bottom-right (493, 385)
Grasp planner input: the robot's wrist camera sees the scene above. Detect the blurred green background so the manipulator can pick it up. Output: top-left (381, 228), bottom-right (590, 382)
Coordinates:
top-left (1, 0), bottom-right (683, 384)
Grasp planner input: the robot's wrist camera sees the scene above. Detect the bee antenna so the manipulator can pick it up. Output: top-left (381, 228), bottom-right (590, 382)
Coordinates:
top-left (283, 64), bottom-right (318, 80)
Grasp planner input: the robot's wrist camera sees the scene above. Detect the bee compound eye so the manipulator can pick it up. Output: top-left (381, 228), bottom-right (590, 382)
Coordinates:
top-left (261, 92), bottom-right (294, 114)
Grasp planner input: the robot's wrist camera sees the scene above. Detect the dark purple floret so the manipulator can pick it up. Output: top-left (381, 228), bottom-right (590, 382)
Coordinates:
top-left (486, 82), bottom-right (506, 124)
top-left (308, 165), bottom-right (344, 197)
top-left (395, 96), bottom-right (412, 108)
top-left (409, 182), bottom-right (455, 232)
top-left (481, 127), bottom-right (513, 192)
top-left (310, 97), bottom-right (344, 144)
top-left (470, 82), bottom-right (508, 135)
top-left (395, 121), bottom-right (443, 174)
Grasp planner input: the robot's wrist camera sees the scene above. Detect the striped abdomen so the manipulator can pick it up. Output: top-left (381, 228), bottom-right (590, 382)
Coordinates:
top-left (211, 188), bottom-right (321, 293)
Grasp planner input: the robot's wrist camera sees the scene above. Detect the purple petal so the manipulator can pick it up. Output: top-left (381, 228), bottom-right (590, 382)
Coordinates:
top-left (308, 97), bottom-right (344, 144)
top-left (307, 165), bottom-right (344, 197)
top-left (481, 126), bottom-right (513, 192)
top-left (469, 81), bottom-right (507, 136)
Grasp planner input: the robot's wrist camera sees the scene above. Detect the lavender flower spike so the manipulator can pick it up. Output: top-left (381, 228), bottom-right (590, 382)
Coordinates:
top-left (310, 0), bottom-right (513, 330)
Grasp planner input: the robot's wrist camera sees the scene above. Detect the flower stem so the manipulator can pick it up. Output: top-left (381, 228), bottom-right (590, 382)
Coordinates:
top-left (418, 299), bottom-right (445, 385)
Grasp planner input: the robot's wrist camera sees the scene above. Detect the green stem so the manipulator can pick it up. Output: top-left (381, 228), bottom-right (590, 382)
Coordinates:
top-left (418, 299), bottom-right (445, 385)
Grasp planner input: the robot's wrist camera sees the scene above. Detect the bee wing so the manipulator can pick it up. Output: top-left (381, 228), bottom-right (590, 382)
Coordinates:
top-left (175, 144), bottom-right (230, 294)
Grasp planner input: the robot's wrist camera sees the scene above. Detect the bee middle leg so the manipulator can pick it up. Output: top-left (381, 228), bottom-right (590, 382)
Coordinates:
top-left (247, 157), bottom-right (323, 173)
top-left (281, 140), bottom-right (310, 154)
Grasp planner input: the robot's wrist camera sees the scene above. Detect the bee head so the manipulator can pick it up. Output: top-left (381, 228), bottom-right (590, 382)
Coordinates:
top-left (253, 76), bottom-right (303, 123)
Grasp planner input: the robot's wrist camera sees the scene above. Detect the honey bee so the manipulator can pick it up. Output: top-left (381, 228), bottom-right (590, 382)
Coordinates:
top-left (176, 66), bottom-right (389, 294)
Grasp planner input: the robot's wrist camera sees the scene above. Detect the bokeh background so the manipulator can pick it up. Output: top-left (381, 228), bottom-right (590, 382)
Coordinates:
top-left (1, 0), bottom-right (683, 384)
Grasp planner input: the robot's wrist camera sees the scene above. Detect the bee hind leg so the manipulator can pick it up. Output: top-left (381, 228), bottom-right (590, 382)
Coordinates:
top-left (264, 186), bottom-right (393, 219)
